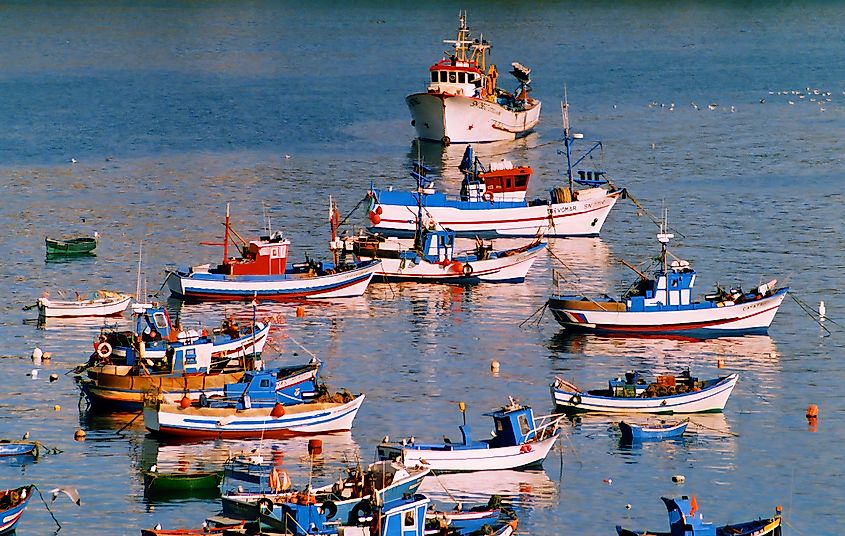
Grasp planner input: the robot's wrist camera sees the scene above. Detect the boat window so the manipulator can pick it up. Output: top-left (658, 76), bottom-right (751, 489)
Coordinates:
top-left (458, 72), bottom-right (466, 84)
top-left (496, 420), bottom-right (504, 433)
top-left (518, 414), bottom-right (531, 435)
top-left (440, 71), bottom-right (448, 82)
top-left (260, 379), bottom-right (270, 388)
top-left (153, 313), bottom-right (169, 330)
top-left (431, 71), bottom-right (438, 83)
top-left (449, 72), bottom-right (456, 83)
top-left (515, 175), bottom-right (527, 187)
top-left (468, 73), bottom-right (475, 82)
top-left (403, 509), bottom-right (417, 530)
top-left (671, 279), bottom-right (679, 288)
top-left (506, 178), bottom-right (512, 188)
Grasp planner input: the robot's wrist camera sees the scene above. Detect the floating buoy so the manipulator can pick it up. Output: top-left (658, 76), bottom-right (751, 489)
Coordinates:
top-left (308, 438), bottom-right (323, 456)
top-left (368, 211), bottom-right (381, 225)
top-left (179, 396), bottom-right (191, 409)
top-left (42, 352), bottom-right (52, 360)
top-left (49, 373), bottom-right (59, 383)
top-left (806, 404), bottom-right (819, 419)
top-left (603, 478), bottom-right (612, 485)
top-left (672, 474), bottom-right (685, 483)
top-left (375, 206), bottom-right (383, 215)
top-left (490, 360), bottom-right (500, 373)
top-left (54, 404), bottom-right (61, 411)
top-left (819, 301), bottom-right (826, 321)
top-left (717, 358), bottom-right (725, 369)
top-left (270, 403), bottom-right (286, 418)
top-left (74, 429), bottom-right (86, 441)
top-left (625, 503), bottom-right (632, 510)
top-left (32, 347), bottom-right (43, 361)
top-left (296, 306), bottom-right (305, 318)
top-left (30, 369), bottom-right (39, 379)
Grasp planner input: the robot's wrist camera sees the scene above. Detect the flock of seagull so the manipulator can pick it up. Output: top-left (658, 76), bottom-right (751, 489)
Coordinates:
top-left (643, 87), bottom-right (839, 113)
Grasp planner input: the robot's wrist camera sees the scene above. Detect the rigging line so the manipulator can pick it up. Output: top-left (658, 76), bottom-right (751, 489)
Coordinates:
top-left (790, 292), bottom-right (841, 328)
top-left (788, 293), bottom-right (833, 335)
top-left (338, 196), bottom-right (368, 229)
top-left (687, 418), bottom-right (740, 437)
top-left (286, 334), bottom-right (320, 362)
top-left (546, 247), bottom-right (580, 279)
top-left (428, 469), bottom-right (459, 505)
top-left (32, 485), bottom-right (62, 530)
top-left (519, 302), bottom-right (547, 329)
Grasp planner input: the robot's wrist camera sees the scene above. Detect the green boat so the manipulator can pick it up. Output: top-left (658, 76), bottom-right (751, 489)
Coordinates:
top-left (142, 468), bottom-right (223, 498)
top-left (45, 234), bottom-right (98, 255)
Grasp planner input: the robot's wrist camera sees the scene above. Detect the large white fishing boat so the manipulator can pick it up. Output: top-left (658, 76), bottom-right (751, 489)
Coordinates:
top-left (406, 12), bottom-right (540, 144)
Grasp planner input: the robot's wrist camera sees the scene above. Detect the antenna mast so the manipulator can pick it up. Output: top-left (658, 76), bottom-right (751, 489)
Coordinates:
top-left (561, 87), bottom-right (574, 193)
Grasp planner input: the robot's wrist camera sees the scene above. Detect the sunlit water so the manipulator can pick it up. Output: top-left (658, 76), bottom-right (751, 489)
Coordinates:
top-left (1, 2), bottom-right (844, 534)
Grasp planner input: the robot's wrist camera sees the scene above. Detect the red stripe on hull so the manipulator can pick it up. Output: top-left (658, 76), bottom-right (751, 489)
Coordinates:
top-left (558, 303), bottom-right (781, 332)
top-left (180, 276), bottom-right (368, 301)
top-left (148, 426), bottom-right (346, 440)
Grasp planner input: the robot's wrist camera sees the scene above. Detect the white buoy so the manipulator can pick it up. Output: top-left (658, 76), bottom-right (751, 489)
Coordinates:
top-left (672, 474), bottom-right (685, 483)
top-left (819, 301), bottom-right (826, 321)
top-left (32, 347), bottom-right (43, 362)
top-left (30, 369), bottom-right (39, 379)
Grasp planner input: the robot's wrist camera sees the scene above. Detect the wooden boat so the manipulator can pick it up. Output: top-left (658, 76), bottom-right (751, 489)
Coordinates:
top-left (371, 102), bottom-right (624, 239)
top-left (619, 419), bottom-right (689, 442)
top-left (166, 205), bottom-right (379, 301)
top-left (406, 12), bottom-right (540, 144)
top-left (36, 290), bottom-right (131, 318)
top-left (617, 496), bottom-right (782, 536)
top-left (426, 498), bottom-right (502, 535)
top-left (551, 370), bottom-right (739, 414)
top-left (140, 521), bottom-right (244, 536)
top-left (260, 492), bottom-right (517, 536)
top-left (547, 212), bottom-right (788, 337)
top-left (377, 398), bottom-right (562, 472)
top-left (142, 467), bottom-right (223, 496)
top-left (78, 303), bottom-right (272, 410)
top-left (0, 485), bottom-right (33, 534)
top-left (334, 188), bottom-right (546, 283)
top-left (0, 441), bottom-right (37, 458)
top-left (144, 391), bottom-right (365, 439)
top-left (45, 234), bottom-right (98, 255)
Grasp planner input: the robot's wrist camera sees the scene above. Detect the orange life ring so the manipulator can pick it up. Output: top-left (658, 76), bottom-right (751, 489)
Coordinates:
top-left (482, 191), bottom-right (494, 202)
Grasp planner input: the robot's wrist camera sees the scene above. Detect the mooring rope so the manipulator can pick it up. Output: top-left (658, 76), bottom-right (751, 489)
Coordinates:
top-left (789, 293), bottom-right (834, 335)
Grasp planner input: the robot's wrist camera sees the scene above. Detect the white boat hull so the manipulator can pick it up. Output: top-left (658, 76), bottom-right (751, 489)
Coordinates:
top-left (144, 394), bottom-right (365, 439)
top-left (407, 93), bottom-right (540, 143)
top-left (166, 261), bottom-right (379, 301)
top-left (551, 374), bottom-right (739, 414)
top-left (373, 191), bottom-right (622, 239)
top-left (548, 290), bottom-right (788, 337)
top-left (37, 294), bottom-right (132, 318)
top-left (377, 434), bottom-right (558, 472)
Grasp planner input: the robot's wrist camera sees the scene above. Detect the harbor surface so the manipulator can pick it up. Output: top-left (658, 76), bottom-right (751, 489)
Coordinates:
top-left (1, 2), bottom-right (843, 534)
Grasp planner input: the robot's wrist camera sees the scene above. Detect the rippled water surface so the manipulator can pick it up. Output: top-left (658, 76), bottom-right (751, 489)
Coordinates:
top-left (1, 2), bottom-right (844, 534)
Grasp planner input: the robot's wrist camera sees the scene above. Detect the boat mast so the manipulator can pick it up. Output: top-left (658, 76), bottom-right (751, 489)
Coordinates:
top-left (656, 207), bottom-right (673, 275)
top-left (223, 203), bottom-right (230, 265)
top-left (561, 90), bottom-right (574, 194)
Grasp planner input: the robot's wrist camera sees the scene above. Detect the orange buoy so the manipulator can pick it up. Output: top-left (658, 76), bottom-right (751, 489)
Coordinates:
top-left (716, 358), bottom-right (725, 368)
top-left (296, 306), bottom-right (305, 318)
top-left (806, 404), bottom-right (819, 419)
top-left (450, 261), bottom-right (464, 274)
top-left (180, 396), bottom-right (191, 409)
top-left (308, 438), bottom-right (323, 456)
top-left (271, 403), bottom-right (286, 418)
top-left (74, 429), bottom-right (86, 441)
top-left (375, 205), bottom-right (383, 215)
top-left (368, 211), bottom-right (381, 225)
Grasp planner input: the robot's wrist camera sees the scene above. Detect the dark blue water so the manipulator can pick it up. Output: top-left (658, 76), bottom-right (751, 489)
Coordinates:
top-left (1, 2), bottom-right (844, 534)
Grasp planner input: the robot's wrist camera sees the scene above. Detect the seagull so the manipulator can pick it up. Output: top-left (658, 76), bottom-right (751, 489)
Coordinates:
top-left (50, 487), bottom-right (81, 506)
top-left (149, 464), bottom-right (158, 473)
top-left (70, 158), bottom-right (77, 164)
top-left (154, 524), bottom-right (162, 531)
top-left (284, 154), bottom-right (291, 159)
top-left (708, 103), bottom-right (718, 110)
top-left (22, 432), bottom-right (29, 440)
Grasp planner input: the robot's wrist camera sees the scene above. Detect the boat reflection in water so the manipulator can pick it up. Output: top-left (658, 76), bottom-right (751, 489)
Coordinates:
top-left (417, 469), bottom-right (557, 511)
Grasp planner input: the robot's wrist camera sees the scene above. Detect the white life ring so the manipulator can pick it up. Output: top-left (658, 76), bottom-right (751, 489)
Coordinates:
top-left (96, 342), bottom-right (112, 359)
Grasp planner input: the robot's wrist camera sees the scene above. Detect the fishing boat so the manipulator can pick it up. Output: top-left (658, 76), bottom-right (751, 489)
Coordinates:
top-left (619, 419), bottom-right (689, 442)
top-left (0, 485), bottom-right (32, 535)
top-left (547, 211), bottom-right (788, 337)
top-left (377, 398), bottom-right (562, 472)
top-left (334, 189), bottom-right (546, 283)
top-left (616, 496), bottom-right (782, 536)
top-left (426, 496), bottom-right (503, 535)
top-left (166, 205), bottom-right (379, 301)
top-left (0, 442), bottom-right (37, 458)
top-left (551, 370), bottom-right (739, 414)
top-left (261, 492), bottom-right (517, 536)
top-left (143, 389), bottom-right (365, 439)
top-left (407, 12), bottom-right (540, 144)
top-left (35, 290), bottom-right (131, 318)
top-left (142, 466), bottom-right (223, 497)
top-left (140, 521), bottom-right (245, 536)
top-left (45, 233), bottom-right (98, 255)
top-left (370, 101), bottom-right (625, 239)
top-left (78, 303), bottom-right (274, 410)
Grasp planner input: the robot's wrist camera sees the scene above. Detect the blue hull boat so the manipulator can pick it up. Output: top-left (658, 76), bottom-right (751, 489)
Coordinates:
top-left (0, 485), bottom-right (33, 535)
top-left (0, 442), bottom-right (37, 458)
top-left (619, 419), bottom-right (689, 442)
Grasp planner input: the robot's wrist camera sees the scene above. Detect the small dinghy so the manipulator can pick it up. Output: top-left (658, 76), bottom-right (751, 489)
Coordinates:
top-left (35, 290), bottom-right (131, 318)
top-left (140, 520), bottom-right (245, 536)
top-left (616, 496), bottom-right (783, 536)
top-left (619, 418), bottom-right (689, 442)
top-left (0, 485), bottom-right (33, 534)
top-left (142, 465), bottom-right (223, 498)
top-left (45, 233), bottom-right (98, 255)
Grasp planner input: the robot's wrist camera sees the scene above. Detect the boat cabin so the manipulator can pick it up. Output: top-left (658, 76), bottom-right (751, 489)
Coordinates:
top-left (215, 232), bottom-right (290, 277)
top-left (662, 496), bottom-right (715, 536)
top-left (419, 230), bottom-right (456, 262)
top-left (427, 58), bottom-right (483, 98)
top-left (459, 146), bottom-right (532, 203)
top-left (212, 365), bottom-right (320, 409)
top-left (277, 493), bottom-right (429, 536)
top-left (626, 260), bottom-right (696, 312)
top-left (485, 403), bottom-right (537, 448)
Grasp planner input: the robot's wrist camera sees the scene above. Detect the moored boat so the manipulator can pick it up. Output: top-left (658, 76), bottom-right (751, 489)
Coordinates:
top-left (377, 398), bottom-right (562, 472)
top-left (140, 521), bottom-right (245, 536)
top-left (619, 418), bottom-right (689, 442)
top-left (166, 205), bottom-right (379, 301)
top-left (616, 496), bottom-right (782, 536)
top-left (0, 485), bottom-right (33, 535)
top-left (0, 442), bottom-right (37, 458)
top-left (551, 370), bottom-right (739, 414)
top-left (371, 101), bottom-right (624, 239)
top-left (142, 466), bottom-right (223, 498)
top-left (45, 233), bottom-right (98, 255)
top-left (547, 212), bottom-right (788, 337)
top-left (35, 290), bottom-right (131, 318)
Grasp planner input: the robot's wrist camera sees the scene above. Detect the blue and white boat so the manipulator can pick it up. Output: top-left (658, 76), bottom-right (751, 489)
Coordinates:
top-left (619, 419), bottom-right (689, 442)
top-left (369, 100), bottom-right (624, 239)
top-left (617, 496), bottom-right (783, 536)
top-left (0, 485), bottom-right (32, 534)
top-left (377, 398), bottom-right (562, 472)
top-left (0, 442), bottom-right (37, 458)
top-left (552, 370), bottom-right (739, 414)
top-left (547, 212), bottom-right (788, 337)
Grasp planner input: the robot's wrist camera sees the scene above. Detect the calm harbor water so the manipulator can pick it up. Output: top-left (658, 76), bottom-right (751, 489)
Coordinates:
top-left (1, 2), bottom-right (844, 534)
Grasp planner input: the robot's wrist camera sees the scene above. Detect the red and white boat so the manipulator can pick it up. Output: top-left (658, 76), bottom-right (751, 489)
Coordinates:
top-left (166, 206), bottom-right (379, 301)
top-left (406, 12), bottom-right (540, 144)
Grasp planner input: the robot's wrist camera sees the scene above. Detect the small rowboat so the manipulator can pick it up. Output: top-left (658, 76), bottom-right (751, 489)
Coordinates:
top-left (140, 521), bottom-right (245, 536)
top-left (45, 234), bottom-right (98, 255)
top-left (619, 419), bottom-right (689, 442)
top-left (0, 485), bottom-right (33, 534)
top-left (36, 291), bottom-right (132, 318)
top-left (0, 442), bottom-right (37, 458)
top-left (617, 496), bottom-right (782, 536)
top-left (143, 468), bottom-right (223, 497)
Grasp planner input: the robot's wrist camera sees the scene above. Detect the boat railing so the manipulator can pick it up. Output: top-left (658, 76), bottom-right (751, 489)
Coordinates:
top-left (552, 377), bottom-right (581, 393)
top-left (529, 413), bottom-right (567, 440)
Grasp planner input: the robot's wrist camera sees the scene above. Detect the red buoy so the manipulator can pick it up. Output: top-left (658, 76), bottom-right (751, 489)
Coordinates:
top-left (375, 205), bottom-right (383, 215)
top-left (271, 403), bottom-right (286, 418)
top-left (180, 395), bottom-right (191, 409)
top-left (308, 438), bottom-right (323, 456)
top-left (368, 211), bottom-right (381, 225)
top-left (450, 261), bottom-right (464, 274)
